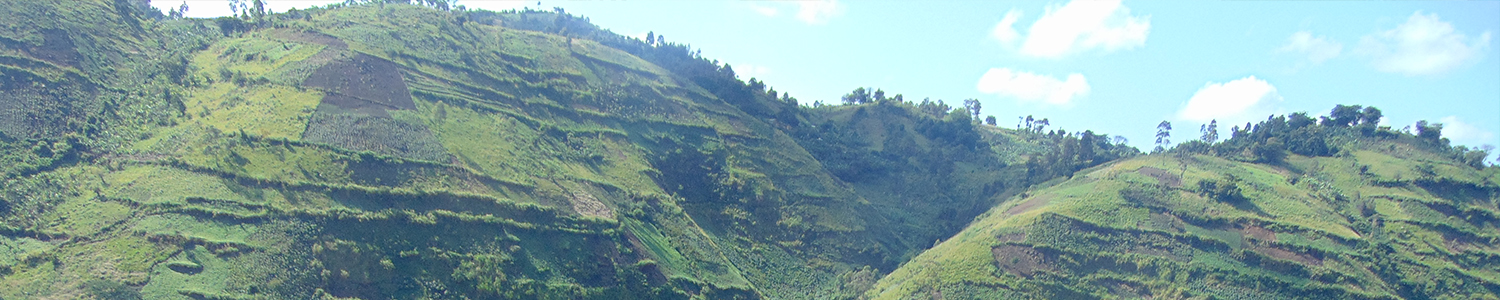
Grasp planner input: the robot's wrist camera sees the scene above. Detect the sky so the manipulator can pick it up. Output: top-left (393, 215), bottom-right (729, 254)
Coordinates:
top-left (157, 0), bottom-right (1500, 161)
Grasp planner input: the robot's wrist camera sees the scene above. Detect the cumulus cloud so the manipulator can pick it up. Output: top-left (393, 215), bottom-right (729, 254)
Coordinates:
top-left (992, 10), bottom-right (1022, 44)
top-left (1176, 76), bottom-right (1283, 126)
top-left (1358, 11), bottom-right (1492, 76)
top-left (1439, 116), bottom-right (1496, 145)
top-left (975, 68), bottom-right (1090, 106)
top-left (992, 0), bottom-right (1150, 59)
top-left (1277, 31), bottom-right (1343, 64)
top-left (796, 0), bottom-right (842, 25)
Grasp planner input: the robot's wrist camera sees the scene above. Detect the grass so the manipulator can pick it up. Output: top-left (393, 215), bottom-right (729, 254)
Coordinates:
top-left (868, 139), bottom-right (1500, 299)
top-left (9, 1), bottom-right (1494, 299)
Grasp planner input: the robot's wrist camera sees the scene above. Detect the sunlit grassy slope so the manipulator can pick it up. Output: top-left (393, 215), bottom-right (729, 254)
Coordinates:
top-left (0, 2), bottom-right (1133, 299)
top-left (867, 133), bottom-right (1500, 299)
top-left (13, 2), bottom-right (1489, 300)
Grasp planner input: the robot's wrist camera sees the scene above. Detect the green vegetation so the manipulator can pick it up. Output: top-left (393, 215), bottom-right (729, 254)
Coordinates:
top-left (868, 107), bottom-right (1500, 299)
top-left (1, 1), bottom-right (1492, 299)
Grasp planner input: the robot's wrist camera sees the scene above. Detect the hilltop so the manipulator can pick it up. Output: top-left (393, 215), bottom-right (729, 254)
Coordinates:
top-left (2, 2), bottom-right (1494, 300)
top-left (0, 2), bottom-right (1132, 299)
top-left (867, 111), bottom-right (1500, 299)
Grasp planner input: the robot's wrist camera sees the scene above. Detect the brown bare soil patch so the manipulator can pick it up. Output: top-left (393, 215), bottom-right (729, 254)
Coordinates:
top-left (992, 245), bottom-right (1051, 277)
top-left (1137, 166), bottom-right (1180, 188)
top-left (316, 93), bottom-right (394, 117)
top-left (1241, 226), bottom-right (1277, 242)
top-left (569, 191), bottom-right (613, 219)
top-left (12, 29), bottom-right (82, 68)
top-left (1005, 195), bottom-right (1052, 216)
top-left (302, 52), bottom-right (415, 115)
top-left (298, 50), bottom-right (447, 160)
top-left (620, 229), bottom-right (668, 285)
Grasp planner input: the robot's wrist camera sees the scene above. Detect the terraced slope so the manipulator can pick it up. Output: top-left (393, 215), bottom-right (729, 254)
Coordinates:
top-left (867, 132), bottom-right (1500, 299)
top-left (0, 2), bottom-right (1135, 299)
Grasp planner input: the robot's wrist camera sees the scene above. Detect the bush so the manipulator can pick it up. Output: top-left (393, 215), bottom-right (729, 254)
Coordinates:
top-left (1197, 175), bottom-right (1245, 204)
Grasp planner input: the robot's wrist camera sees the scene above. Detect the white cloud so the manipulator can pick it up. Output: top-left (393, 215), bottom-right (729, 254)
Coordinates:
top-left (796, 0), bottom-right (842, 25)
top-left (994, 0), bottom-right (1150, 59)
top-left (975, 68), bottom-right (1090, 106)
top-left (1358, 11), bottom-right (1492, 76)
top-left (1176, 76), bottom-right (1283, 126)
top-left (1277, 31), bottom-right (1342, 64)
top-left (992, 10), bottom-right (1022, 44)
top-left (750, 4), bottom-right (779, 17)
top-left (1438, 116), bottom-right (1496, 145)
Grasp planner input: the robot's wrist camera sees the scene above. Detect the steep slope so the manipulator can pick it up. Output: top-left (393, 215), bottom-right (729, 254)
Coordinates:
top-left (0, 2), bottom-right (1136, 299)
top-left (867, 116), bottom-right (1500, 299)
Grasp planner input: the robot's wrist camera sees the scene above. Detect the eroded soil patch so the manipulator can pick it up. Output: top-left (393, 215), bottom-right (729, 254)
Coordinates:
top-left (302, 52), bottom-right (415, 113)
top-left (1004, 195), bottom-right (1053, 216)
top-left (1137, 166), bottom-right (1180, 188)
top-left (992, 245), bottom-right (1051, 277)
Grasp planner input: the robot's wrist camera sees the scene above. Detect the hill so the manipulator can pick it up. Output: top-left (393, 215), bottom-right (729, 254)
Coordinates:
top-left (0, 2), bottom-right (1135, 299)
top-left (867, 113), bottom-right (1500, 299)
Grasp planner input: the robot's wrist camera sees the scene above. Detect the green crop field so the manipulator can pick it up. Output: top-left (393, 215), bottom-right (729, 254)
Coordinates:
top-left (0, 1), bottom-right (1494, 299)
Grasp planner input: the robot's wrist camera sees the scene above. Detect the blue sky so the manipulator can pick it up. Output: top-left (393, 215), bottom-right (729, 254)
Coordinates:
top-left (160, 0), bottom-right (1500, 160)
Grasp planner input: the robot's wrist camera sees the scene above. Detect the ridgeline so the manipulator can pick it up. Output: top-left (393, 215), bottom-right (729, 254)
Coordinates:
top-left (0, 2), bottom-right (1493, 299)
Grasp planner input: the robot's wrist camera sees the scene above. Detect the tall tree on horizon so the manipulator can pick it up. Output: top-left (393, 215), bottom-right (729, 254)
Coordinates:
top-left (1155, 121), bottom-right (1173, 153)
top-left (1200, 120), bottom-right (1219, 143)
top-left (962, 99), bottom-right (982, 122)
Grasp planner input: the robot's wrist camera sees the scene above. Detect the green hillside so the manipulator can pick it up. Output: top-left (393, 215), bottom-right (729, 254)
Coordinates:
top-left (3, 2), bottom-right (1494, 300)
top-left (0, 2), bottom-right (1138, 299)
top-left (867, 112), bottom-right (1500, 299)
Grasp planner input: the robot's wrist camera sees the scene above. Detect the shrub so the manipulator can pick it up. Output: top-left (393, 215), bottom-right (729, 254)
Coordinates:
top-left (1197, 175), bottom-right (1245, 204)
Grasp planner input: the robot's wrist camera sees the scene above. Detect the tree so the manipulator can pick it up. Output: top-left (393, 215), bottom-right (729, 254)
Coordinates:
top-left (228, 0), bottom-right (247, 19)
top-left (251, 0), bottom-right (266, 22)
top-left (1079, 130), bottom-right (1097, 166)
top-left (646, 31), bottom-right (655, 45)
top-left (873, 89), bottom-right (886, 103)
top-left (1462, 146), bottom-right (1491, 169)
top-left (720, 64), bottom-right (736, 79)
top-left (1360, 106), bottom-right (1383, 126)
top-left (1288, 112), bottom-right (1315, 129)
top-left (1253, 138), bottom-right (1287, 164)
top-left (841, 87), bottom-right (869, 105)
top-left (1112, 135), bottom-right (1128, 145)
top-left (1416, 120), bottom-right (1443, 142)
top-left (1325, 104), bottom-right (1363, 127)
top-left (1155, 121), bottom-right (1172, 153)
top-left (985, 115), bottom-right (997, 126)
top-left (1199, 119), bottom-right (1219, 143)
top-left (962, 99), bottom-right (982, 121)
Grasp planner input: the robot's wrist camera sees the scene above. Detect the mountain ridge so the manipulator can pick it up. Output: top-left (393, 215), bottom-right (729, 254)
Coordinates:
top-left (1, 2), bottom-right (1494, 300)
